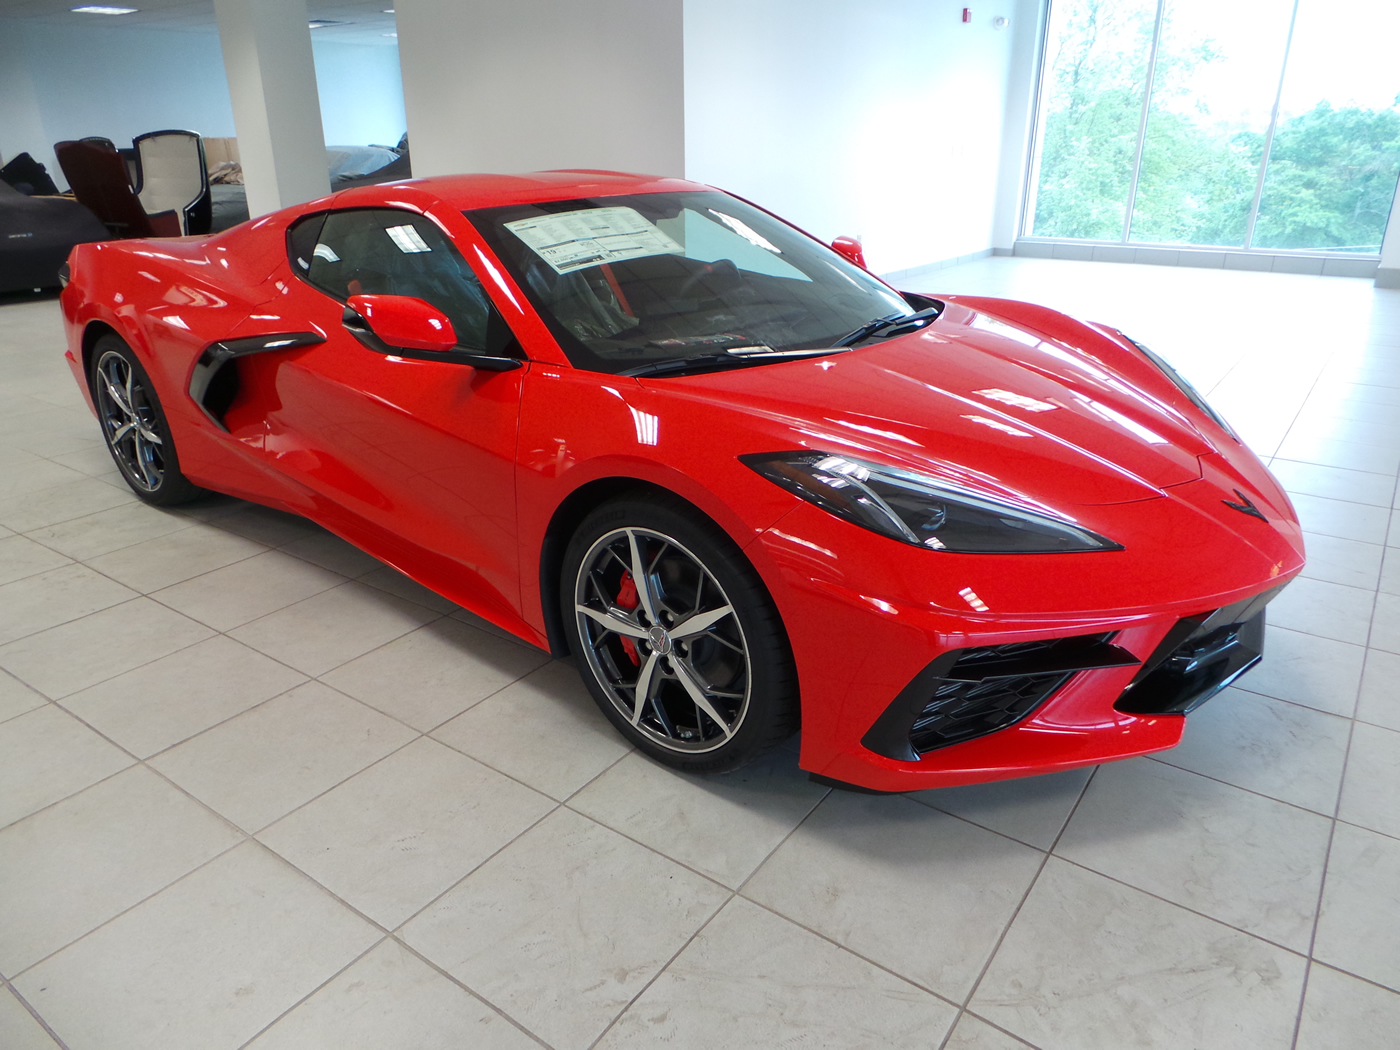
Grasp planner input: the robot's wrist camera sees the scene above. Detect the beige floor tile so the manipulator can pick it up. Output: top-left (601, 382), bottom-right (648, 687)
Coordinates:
top-left (909, 766), bottom-right (1093, 851)
top-left (1057, 760), bottom-right (1330, 951)
top-left (1288, 494), bottom-right (1392, 544)
top-left (0, 535), bottom-right (71, 587)
top-left (432, 660), bottom-right (630, 800)
top-left (259, 738), bottom-right (553, 929)
top-left (450, 606), bottom-right (530, 643)
top-left (1299, 532), bottom-right (1385, 589)
top-left (322, 618), bottom-right (548, 732)
top-left (743, 791), bottom-right (1043, 1001)
top-left (0, 987), bottom-right (59, 1050)
top-left (0, 766), bottom-right (241, 975)
top-left (1315, 823), bottom-right (1400, 993)
top-left (401, 808), bottom-right (728, 1050)
top-left (153, 549), bottom-right (347, 631)
top-left (1237, 626), bottom-right (1365, 716)
top-left (1270, 460), bottom-right (1396, 508)
top-left (0, 669), bottom-right (47, 723)
top-left (1368, 592), bottom-right (1400, 655)
top-left (0, 455), bottom-right (87, 501)
top-left (944, 1014), bottom-right (1038, 1050)
top-left (1356, 648), bottom-right (1400, 732)
top-left (1158, 688), bottom-right (1351, 813)
top-left (0, 564), bottom-right (136, 646)
top-left (280, 530), bottom-right (384, 577)
top-left (85, 524), bottom-right (267, 593)
top-left (0, 598), bottom-right (215, 699)
top-left (46, 446), bottom-right (123, 480)
top-left (0, 476), bottom-right (136, 534)
top-left (358, 565), bottom-right (461, 613)
top-left (1295, 963), bottom-right (1400, 1050)
top-left (971, 859), bottom-right (1307, 1050)
top-left (1381, 547), bottom-right (1400, 595)
top-left (207, 503), bottom-right (323, 546)
top-left (597, 897), bottom-right (957, 1050)
top-left (61, 636), bottom-right (306, 758)
top-left (1337, 721), bottom-right (1400, 839)
top-left (151, 681), bottom-right (416, 833)
top-left (1268, 577), bottom-right (1376, 646)
top-left (571, 748), bottom-right (827, 888)
top-left (228, 582), bottom-right (439, 677)
top-left (25, 501), bottom-right (193, 561)
top-left (12, 842), bottom-right (379, 1050)
top-left (245, 939), bottom-right (538, 1050)
top-left (1275, 435), bottom-right (1400, 477)
top-left (0, 705), bottom-right (132, 830)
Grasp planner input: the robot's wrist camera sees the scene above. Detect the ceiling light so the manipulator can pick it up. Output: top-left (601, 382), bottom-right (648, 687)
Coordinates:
top-left (383, 7), bottom-right (395, 12)
top-left (308, 19), bottom-right (346, 28)
top-left (71, 5), bottom-right (138, 13)
top-left (383, 32), bottom-right (397, 37)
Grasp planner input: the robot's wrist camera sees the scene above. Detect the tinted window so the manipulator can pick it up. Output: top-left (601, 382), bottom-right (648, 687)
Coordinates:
top-left (293, 208), bottom-right (492, 349)
top-left (467, 191), bottom-right (914, 375)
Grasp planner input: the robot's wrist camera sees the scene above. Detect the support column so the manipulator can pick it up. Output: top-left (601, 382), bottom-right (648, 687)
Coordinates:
top-left (395, 0), bottom-right (683, 179)
top-left (1378, 193), bottom-right (1400, 289)
top-left (213, 0), bottom-right (328, 218)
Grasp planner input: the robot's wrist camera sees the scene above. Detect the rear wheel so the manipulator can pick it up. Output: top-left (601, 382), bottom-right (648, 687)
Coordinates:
top-left (562, 493), bottom-right (798, 773)
top-left (90, 335), bottom-right (203, 505)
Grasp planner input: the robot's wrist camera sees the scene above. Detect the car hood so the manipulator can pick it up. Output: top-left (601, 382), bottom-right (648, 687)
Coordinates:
top-left (649, 300), bottom-right (1217, 509)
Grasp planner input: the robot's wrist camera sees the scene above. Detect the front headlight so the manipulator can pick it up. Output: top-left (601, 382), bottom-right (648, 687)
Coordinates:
top-left (1124, 335), bottom-right (1239, 442)
top-left (741, 452), bottom-right (1122, 553)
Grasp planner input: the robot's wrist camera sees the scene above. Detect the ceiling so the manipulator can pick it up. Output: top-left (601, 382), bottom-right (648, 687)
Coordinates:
top-left (0, 0), bottom-right (399, 45)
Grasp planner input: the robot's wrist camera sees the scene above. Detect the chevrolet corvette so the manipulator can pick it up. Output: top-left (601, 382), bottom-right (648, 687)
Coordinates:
top-left (58, 170), bottom-right (1304, 792)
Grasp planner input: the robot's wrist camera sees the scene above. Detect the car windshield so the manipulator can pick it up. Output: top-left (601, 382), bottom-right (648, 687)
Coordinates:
top-left (466, 191), bottom-right (918, 375)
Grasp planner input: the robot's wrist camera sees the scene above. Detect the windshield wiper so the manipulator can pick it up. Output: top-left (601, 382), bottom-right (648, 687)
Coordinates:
top-left (620, 346), bottom-right (850, 378)
top-left (834, 305), bottom-right (943, 347)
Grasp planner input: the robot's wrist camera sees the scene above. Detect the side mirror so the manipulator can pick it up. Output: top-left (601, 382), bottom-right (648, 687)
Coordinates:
top-left (831, 236), bottom-right (867, 271)
top-left (346, 293), bottom-right (456, 352)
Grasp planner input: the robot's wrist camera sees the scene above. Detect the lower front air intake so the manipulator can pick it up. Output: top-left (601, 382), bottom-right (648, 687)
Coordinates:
top-left (862, 633), bottom-right (1141, 762)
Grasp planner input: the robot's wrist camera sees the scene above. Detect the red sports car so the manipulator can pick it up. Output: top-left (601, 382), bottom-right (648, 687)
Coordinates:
top-left (59, 171), bottom-right (1304, 792)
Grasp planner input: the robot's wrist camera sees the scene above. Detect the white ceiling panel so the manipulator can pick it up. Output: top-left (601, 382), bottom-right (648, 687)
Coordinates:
top-left (0, 0), bottom-right (399, 44)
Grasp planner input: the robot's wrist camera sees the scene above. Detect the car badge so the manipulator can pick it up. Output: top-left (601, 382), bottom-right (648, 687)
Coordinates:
top-left (1222, 489), bottom-right (1267, 522)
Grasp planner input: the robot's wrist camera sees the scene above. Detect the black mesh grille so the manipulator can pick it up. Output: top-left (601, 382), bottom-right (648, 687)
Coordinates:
top-left (909, 670), bottom-right (1072, 754)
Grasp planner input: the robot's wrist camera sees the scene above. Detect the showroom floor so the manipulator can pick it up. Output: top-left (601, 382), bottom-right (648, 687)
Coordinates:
top-left (0, 257), bottom-right (1398, 1050)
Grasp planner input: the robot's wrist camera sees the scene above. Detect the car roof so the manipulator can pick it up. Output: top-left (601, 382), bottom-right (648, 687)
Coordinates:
top-left (334, 170), bottom-right (711, 211)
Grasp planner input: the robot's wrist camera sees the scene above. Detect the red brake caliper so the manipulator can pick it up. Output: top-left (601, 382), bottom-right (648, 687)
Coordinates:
top-left (616, 570), bottom-right (641, 665)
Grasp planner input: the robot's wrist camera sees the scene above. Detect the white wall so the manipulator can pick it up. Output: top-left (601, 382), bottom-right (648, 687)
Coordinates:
top-left (312, 39), bottom-right (406, 148)
top-left (4, 21), bottom-right (236, 190)
top-left (0, 19), bottom-right (406, 193)
top-left (395, 0), bottom-right (685, 178)
top-left (684, 0), bottom-right (1022, 276)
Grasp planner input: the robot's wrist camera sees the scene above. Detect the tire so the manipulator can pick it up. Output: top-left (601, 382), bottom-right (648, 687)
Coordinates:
top-left (561, 491), bottom-right (799, 773)
top-left (89, 334), bottom-right (204, 506)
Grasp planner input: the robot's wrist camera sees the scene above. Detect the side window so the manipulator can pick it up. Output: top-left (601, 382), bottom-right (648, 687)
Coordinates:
top-left (292, 208), bottom-right (493, 350)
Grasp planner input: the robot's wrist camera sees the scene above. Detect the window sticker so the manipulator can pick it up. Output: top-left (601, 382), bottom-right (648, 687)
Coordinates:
top-left (505, 207), bottom-right (682, 275)
top-left (385, 224), bottom-right (432, 254)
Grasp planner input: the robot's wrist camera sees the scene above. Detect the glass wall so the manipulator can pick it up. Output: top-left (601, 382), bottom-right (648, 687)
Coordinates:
top-left (1026, 0), bottom-right (1400, 254)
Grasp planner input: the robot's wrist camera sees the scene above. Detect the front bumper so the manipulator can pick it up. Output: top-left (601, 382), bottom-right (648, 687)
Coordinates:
top-left (753, 498), bottom-right (1302, 793)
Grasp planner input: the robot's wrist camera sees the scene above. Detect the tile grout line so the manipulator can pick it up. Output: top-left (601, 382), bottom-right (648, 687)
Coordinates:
top-left (934, 764), bottom-right (1101, 1050)
top-left (1290, 486), bottom-right (1397, 1048)
top-left (0, 970), bottom-right (74, 1050)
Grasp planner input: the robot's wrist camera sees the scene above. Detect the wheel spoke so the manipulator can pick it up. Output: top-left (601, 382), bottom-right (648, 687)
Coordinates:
top-left (576, 604), bottom-right (649, 639)
top-left (631, 651), bottom-right (661, 726)
top-left (137, 425), bottom-right (163, 446)
top-left (673, 657), bottom-right (734, 739)
top-left (626, 529), bottom-right (660, 624)
top-left (671, 604), bottom-right (734, 640)
top-left (110, 421), bottom-right (136, 444)
top-left (133, 432), bottom-right (160, 488)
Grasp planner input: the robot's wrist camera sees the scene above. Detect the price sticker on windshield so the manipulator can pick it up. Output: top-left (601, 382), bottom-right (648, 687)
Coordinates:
top-left (505, 207), bottom-right (681, 275)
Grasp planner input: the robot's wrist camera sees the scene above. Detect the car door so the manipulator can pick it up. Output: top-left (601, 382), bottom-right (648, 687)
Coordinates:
top-left (249, 206), bottom-right (527, 625)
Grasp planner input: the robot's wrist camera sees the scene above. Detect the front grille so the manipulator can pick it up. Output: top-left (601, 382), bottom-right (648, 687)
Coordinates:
top-left (1114, 607), bottom-right (1269, 715)
top-left (861, 632), bottom-right (1141, 762)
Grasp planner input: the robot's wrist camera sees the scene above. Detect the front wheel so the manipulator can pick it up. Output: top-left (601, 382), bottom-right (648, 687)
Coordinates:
top-left (90, 335), bottom-right (203, 505)
top-left (561, 493), bottom-right (798, 774)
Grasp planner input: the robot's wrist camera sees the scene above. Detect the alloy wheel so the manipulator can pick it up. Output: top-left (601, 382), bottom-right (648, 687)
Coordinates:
top-left (574, 527), bottom-right (751, 753)
top-left (94, 350), bottom-right (166, 492)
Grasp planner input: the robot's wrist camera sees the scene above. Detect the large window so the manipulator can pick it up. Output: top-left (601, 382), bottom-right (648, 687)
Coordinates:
top-left (1026, 0), bottom-right (1400, 254)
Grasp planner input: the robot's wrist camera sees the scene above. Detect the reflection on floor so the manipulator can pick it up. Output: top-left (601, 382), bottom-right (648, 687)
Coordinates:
top-left (1, 257), bottom-right (1398, 1050)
